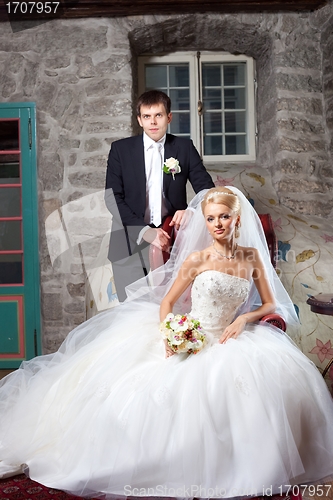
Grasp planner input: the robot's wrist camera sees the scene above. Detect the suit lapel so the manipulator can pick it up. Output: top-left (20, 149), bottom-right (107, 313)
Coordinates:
top-left (132, 135), bottom-right (146, 212)
top-left (163, 134), bottom-right (178, 194)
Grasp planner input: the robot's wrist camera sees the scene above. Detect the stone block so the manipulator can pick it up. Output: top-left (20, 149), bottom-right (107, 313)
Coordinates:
top-left (280, 196), bottom-right (333, 217)
top-left (85, 79), bottom-right (131, 97)
top-left (36, 81), bottom-right (57, 111)
top-left (82, 155), bottom-right (108, 169)
top-left (50, 87), bottom-right (74, 120)
top-left (275, 47), bottom-right (321, 70)
top-left (277, 97), bottom-right (323, 115)
top-left (64, 300), bottom-right (85, 315)
top-left (84, 138), bottom-right (103, 152)
top-left (58, 75), bottom-right (80, 85)
top-left (279, 136), bottom-right (326, 153)
top-left (85, 121), bottom-right (132, 134)
top-left (43, 329), bottom-right (68, 353)
top-left (323, 75), bottom-right (333, 94)
top-left (44, 70), bottom-right (58, 77)
top-left (22, 61), bottom-right (38, 96)
top-left (42, 293), bottom-right (63, 321)
top-left (68, 170), bottom-right (106, 189)
top-left (67, 282), bottom-right (85, 297)
top-left (76, 55), bottom-right (97, 78)
top-left (42, 198), bottom-right (62, 221)
top-left (68, 153), bottom-right (77, 167)
top-left (9, 53), bottom-right (24, 73)
top-left (277, 117), bottom-right (324, 135)
top-left (277, 73), bottom-right (322, 93)
top-left (83, 98), bottom-right (132, 118)
top-left (59, 135), bottom-right (80, 149)
top-left (45, 56), bottom-right (71, 69)
top-left (1, 74), bottom-right (16, 98)
top-left (66, 191), bottom-right (84, 203)
top-left (319, 163), bottom-right (333, 178)
top-left (40, 152), bottom-right (64, 191)
top-left (75, 236), bottom-right (105, 260)
top-left (279, 158), bottom-right (304, 174)
top-left (63, 314), bottom-right (86, 328)
top-left (38, 125), bottom-right (51, 141)
top-left (278, 178), bottom-right (330, 194)
top-left (280, 15), bottom-right (300, 33)
top-left (310, 3), bottom-right (333, 28)
top-left (35, 25), bottom-right (108, 56)
top-left (95, 56), bottom-right (130, 75)
top-left (63, 105), bottom-right (84, 134)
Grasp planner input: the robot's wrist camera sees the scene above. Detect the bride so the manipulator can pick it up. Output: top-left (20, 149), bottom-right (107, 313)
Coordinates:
top-left (1, 186), bottom-right (333, 499)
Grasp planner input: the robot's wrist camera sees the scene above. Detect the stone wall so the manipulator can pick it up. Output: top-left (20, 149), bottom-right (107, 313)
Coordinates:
top-left (0, 6), bottom-right (332, 351)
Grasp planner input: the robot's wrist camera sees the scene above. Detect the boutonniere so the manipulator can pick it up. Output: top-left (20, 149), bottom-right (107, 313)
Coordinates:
top-left (162, 157), bottom-right (181, 180)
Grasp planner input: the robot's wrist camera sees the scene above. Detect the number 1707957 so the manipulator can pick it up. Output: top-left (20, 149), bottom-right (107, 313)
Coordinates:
top-left (278, 484), bottom-right (332, 497)
top-left (6, 2), bottom-right (60, 14)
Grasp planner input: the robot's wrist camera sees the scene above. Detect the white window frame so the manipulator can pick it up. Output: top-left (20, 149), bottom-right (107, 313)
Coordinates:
top-left (138, 51), bottom-right (257, 162)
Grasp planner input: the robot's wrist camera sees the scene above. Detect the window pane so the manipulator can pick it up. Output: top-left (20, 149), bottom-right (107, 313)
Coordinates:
top-left (224, 88), bottom-right (246, 109)
top-left (170, 113), bottom-right (190, 135)
top-left (169, 65), bottom-right (189, 87)
top-left (0, 187), bottom-right (21, 217)
top-left (0, 120), bottom-right (19, 151)
top-left (225, 135), bottom-right (246, 155)
top-left (170, 89), bottom-right (190, 111)
top-left (0, 221), bottom-right (21, 250)
top-left (225, 112), bottom-right (246, 133)
top-left (145, 65), bottom-right (168, 89)
top-left (204, 113), bottom-right (222, 134)
top-left (0, 254), bottom-right (22, 285)
top-left (204, 135), bottom-right (223, 155)
top-left (224, 64), bottom-right (246, 86)
top-left (202, 65), bottom-right (221, 87)
top-left (203, 89), bottom-right (222, 110)
top-left (0, 156), bottom-right (20, 184)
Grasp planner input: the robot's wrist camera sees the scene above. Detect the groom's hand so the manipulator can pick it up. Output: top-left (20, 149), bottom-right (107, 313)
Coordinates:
top-left (169, 210), bottom-right (186, 230)
top-left (143, 227), bottom-right (170, 251)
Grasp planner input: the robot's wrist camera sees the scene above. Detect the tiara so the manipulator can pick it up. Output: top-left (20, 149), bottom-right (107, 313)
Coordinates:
top-left (206, 191), bottom-right (237, 200)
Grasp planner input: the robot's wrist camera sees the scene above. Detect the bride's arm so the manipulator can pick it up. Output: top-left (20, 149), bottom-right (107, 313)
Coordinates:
top-left (159, 252), bottom-right (200, 321)
top-left (219, 248), bottom-right (276, 344)
top-left (160, 253), bottom-right (201, 357)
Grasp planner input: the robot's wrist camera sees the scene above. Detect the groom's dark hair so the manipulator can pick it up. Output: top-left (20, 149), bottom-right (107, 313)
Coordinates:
top-left (136, 90), bottom-right (171, 116)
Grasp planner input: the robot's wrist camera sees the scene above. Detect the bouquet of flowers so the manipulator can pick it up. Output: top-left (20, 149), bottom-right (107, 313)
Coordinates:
top-left (160, 313), bottom-right (206, 354)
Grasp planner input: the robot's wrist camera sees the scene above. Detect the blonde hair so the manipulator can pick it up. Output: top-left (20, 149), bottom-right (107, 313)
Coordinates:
top-left (201, 187), bottom-right (241, 216)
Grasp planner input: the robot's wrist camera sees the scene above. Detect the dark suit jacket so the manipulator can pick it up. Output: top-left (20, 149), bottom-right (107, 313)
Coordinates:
top-left (105, 133), bottom-right (214, 260)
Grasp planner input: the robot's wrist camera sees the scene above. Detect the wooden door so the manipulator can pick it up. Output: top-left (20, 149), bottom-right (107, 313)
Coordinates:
top-left (0, 103), bottom-right (41, 368)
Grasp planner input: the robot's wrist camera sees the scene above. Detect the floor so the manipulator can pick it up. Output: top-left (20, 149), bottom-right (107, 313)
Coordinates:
top-left (0, 369), bottom-right (14, 380)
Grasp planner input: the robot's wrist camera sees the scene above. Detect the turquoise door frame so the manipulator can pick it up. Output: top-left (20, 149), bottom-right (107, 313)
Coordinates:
top-left (0, 102), bottom-right (41, 368)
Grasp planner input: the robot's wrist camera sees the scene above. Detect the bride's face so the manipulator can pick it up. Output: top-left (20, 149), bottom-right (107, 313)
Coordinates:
top-left (204, 202), bottom-right (239, 242)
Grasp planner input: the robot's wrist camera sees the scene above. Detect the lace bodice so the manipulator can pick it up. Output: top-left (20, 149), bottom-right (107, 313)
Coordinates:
top-left (190, 270), bottom-right (250, 338)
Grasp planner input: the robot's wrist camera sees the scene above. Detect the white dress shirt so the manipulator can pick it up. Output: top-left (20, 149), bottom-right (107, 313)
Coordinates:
top-left (137, 133), bottom-right (169, 243)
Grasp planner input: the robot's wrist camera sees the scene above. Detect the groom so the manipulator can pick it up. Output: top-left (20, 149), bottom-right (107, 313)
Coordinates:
top-left (105, 90), bottom-right (214, 301)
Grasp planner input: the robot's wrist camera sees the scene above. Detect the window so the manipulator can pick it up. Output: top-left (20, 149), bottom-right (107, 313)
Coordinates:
top-left (138, 52), bottom-right (256, 162)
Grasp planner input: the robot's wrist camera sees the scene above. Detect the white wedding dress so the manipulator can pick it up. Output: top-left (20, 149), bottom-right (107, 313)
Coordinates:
top-left (1, 269), bottom-right (333, 499)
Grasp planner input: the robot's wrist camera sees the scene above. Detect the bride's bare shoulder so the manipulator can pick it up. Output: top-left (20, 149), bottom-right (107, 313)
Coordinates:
top-left (237, 245), bottom-right (260, 260)
top-left (184, 248), bottom-right (211, 267)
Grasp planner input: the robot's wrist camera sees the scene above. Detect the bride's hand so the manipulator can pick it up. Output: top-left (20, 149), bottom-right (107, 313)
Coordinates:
top-left (164, 340), bottom-right (175, 358)
top-left (218, 316), bottom-right (248, 344)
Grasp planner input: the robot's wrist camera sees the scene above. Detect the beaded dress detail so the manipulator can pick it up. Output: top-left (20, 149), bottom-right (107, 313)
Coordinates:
top-left (190, 270), bottom-right (250, 338)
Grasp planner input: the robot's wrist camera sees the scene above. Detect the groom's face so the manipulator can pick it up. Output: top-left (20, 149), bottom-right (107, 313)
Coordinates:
top-left (137, 103), bottom-right (172, 142)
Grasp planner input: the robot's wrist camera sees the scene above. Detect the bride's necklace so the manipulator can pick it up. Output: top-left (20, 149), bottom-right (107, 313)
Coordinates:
top-left (213, 242), bottom-right (238, 260)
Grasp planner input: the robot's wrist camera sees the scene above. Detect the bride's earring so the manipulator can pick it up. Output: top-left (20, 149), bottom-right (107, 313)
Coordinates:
top-left (235, 222), bottom-right (241, 239)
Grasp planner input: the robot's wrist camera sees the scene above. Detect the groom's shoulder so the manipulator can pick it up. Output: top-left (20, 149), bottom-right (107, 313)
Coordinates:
top-left (166, 133), bottom-right (193, 146)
